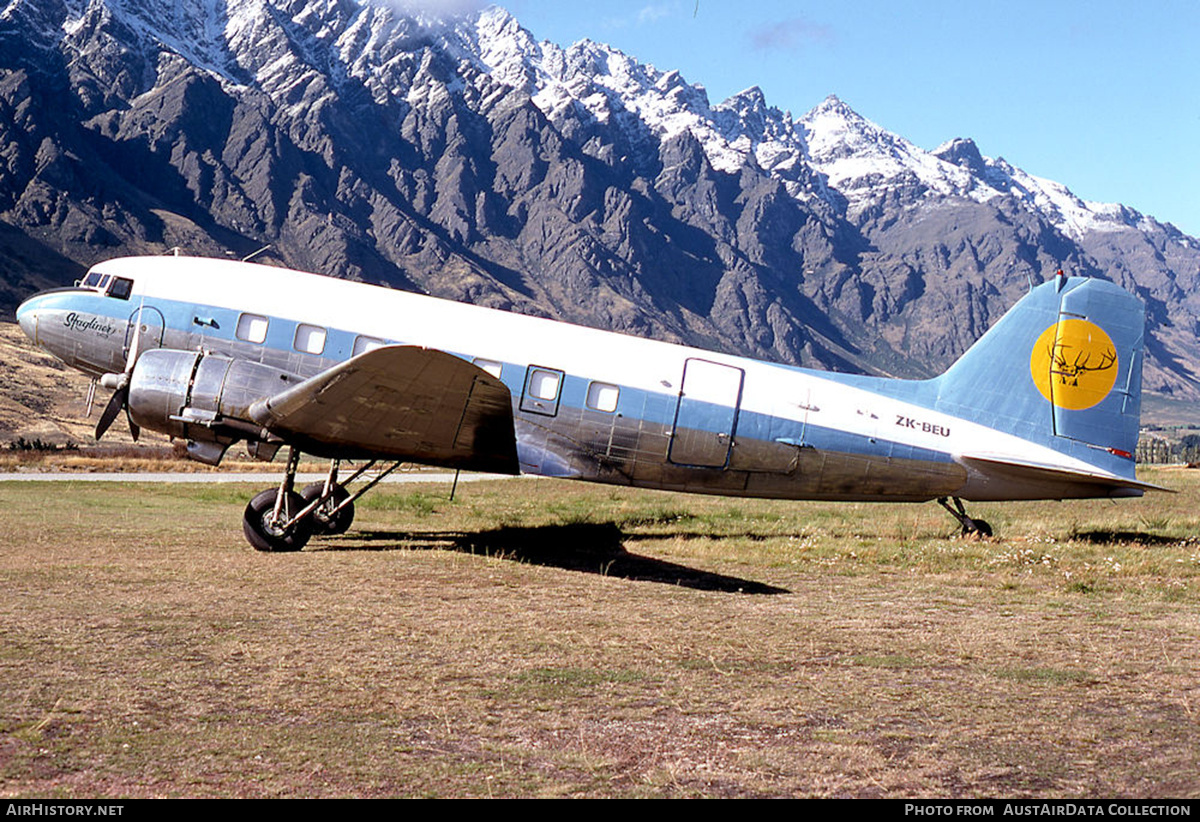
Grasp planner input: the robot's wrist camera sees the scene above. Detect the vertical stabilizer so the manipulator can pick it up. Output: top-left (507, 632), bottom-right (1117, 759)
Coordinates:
top-left (934, 276), bottom-right (1144, 476)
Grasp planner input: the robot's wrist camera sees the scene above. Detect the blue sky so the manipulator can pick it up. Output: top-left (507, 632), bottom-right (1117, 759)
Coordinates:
top-left (499, 0), bottom-right (1200, 237)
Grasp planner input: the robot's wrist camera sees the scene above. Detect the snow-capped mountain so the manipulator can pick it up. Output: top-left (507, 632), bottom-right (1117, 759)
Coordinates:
top-left (2, 0), bottom-right (1199, 408)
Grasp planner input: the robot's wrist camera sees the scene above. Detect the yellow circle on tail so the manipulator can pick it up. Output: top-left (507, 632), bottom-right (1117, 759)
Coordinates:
top-left (1029, 319), bottom-right (1119, 410)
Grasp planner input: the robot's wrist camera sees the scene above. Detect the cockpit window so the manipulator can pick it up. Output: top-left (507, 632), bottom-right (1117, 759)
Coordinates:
top-left (83, 271), bottom-right (102, 288)
top-left (107, 277), bottom-right (133, 300)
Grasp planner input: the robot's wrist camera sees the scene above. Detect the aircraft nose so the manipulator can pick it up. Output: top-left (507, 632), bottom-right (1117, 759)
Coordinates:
top-left (16, 294), bottom-right (40, 345)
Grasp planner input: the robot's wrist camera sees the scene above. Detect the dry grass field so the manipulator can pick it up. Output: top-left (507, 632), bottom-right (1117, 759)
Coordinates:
top-left (1, 470), bottom-right (1198, 798)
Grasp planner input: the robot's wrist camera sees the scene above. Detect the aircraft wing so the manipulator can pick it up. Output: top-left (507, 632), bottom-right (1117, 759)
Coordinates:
top-left (248, 345), bottom-right (520, 474)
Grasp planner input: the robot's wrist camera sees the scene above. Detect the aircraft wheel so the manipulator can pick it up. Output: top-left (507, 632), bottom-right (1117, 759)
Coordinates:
top-left (243, 489), bottom-right (312, 552)
top-left (300, 482), bottom-right (355, 536)
top-left (971, 519), bottom-right (993, 538)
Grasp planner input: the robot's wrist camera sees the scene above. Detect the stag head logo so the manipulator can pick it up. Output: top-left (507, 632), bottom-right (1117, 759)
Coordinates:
top-left (1049, 344), bottom-right (1116, 386)
top-left (1030, 319), bottom-right (1119, 410)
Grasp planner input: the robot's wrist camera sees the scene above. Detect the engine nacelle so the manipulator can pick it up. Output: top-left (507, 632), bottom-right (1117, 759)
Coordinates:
top-left (127, 349), bottom-right (301, 459)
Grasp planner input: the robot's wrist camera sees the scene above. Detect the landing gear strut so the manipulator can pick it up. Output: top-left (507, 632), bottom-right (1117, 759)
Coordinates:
top-left (937, 496), bottom-right (993, 537)
top-left (243, 446), bottom-right (311, 552)
top-left (241, 449), bottom-right (406, 551)
top-left (300, 459), bottom-right (355, 536)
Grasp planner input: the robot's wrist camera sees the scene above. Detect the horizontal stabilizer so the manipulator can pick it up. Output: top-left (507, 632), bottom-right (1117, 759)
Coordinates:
top-left (960, 453), bottom-right (1169, 497)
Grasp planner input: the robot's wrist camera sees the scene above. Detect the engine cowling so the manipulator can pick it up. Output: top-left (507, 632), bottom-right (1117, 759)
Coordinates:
top-left (127, 349), bottom-right (301, 460)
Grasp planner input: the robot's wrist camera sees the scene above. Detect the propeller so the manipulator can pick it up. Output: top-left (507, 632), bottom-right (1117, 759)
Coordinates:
top-left (95, 382), bottom-right (128, 440)
top-left (96, 303), bottom-right (145, 441)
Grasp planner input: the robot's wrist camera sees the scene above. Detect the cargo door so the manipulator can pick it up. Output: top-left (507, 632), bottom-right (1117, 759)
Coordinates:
top-left (668, 358), bottom-right (744, 468)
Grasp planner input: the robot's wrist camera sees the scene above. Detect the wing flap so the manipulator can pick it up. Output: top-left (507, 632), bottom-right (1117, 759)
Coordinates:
top-left (249, 345), bottom-right (519, 474)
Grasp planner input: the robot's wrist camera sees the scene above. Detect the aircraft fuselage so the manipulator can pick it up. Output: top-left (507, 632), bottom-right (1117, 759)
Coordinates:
top-left (16, 256), bottom-right (1148, 505)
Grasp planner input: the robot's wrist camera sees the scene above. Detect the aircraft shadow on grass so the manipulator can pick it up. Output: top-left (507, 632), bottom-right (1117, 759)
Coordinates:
top-left (1067, 529), bottom-right (1187, 547)
top-left (321, 521), bottom-right (789, 594)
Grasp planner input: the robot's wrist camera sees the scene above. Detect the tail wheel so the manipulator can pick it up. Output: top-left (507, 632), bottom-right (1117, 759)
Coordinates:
top-left (300, 482), bottom-right (355, 536)
top-left (243, 489), bottom-right (312, 552)
top-left (968, 519), bottom-right (993, 538)
top-left (937, 496), bottom-right (995, 539)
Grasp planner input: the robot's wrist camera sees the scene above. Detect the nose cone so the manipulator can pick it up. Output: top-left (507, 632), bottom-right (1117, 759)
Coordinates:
top-left (16, 294), bottom-right (40, 344)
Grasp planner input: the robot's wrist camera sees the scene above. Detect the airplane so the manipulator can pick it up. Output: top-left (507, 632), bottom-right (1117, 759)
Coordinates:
top-left (14, 255), bottom-right (1157, 551)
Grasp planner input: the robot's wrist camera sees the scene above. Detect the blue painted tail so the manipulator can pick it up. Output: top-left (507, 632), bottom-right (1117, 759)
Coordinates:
top-left (933, 274), bottom-right (1145, 477)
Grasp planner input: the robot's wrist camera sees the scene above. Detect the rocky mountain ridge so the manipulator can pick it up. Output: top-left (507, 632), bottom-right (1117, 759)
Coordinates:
top-left (2, 0), bottom-right (1199, 410)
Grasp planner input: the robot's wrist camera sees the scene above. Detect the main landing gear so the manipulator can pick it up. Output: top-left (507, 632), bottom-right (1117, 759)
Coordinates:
top-left (241, 447), bottom-right (405, 552)
top-left (937, 496), bottom-right (993, 538)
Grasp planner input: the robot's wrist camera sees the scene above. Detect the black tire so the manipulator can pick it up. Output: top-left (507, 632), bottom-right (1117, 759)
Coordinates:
top-left (243, 488), bottom-right (312, 552)
top-left (299, 482), bottom-right (355, 536)
top-left (971, 519), bottom-right (994, 538)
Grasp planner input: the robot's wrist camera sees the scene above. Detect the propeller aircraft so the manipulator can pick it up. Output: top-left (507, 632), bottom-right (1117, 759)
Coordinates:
top-left (15, 256), bottom-right (1156, 550)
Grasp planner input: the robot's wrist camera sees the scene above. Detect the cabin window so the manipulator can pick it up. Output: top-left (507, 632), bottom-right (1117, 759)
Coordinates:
top-left (528, 368), bottom-right (561, 401)
top-left (473, 358), bottom-right (503, 379)
top-left (106, 277), bottom-right (134, 300)
top-left (353, 335), bottom-right (385, 356)
top-left (236, 313), bottom-right (269, 344)
top-left (294, 323), bottom-right (327, 355)
top-left (586, 381), bottom-right (620, 413)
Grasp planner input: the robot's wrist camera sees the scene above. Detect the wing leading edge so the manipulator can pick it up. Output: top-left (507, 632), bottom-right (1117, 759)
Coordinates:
top-left (248, 345), bottom-right (520, 474)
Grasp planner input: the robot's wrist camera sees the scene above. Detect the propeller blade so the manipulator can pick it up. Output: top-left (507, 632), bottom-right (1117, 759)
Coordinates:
top-left (126, 301), bottom-right (144, 373)
top-left (95, 385), bottom-right (127, 441)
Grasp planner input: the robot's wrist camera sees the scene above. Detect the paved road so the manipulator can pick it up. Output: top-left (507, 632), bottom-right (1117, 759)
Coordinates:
top-left (0, 471), bottom-right (512, 484)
